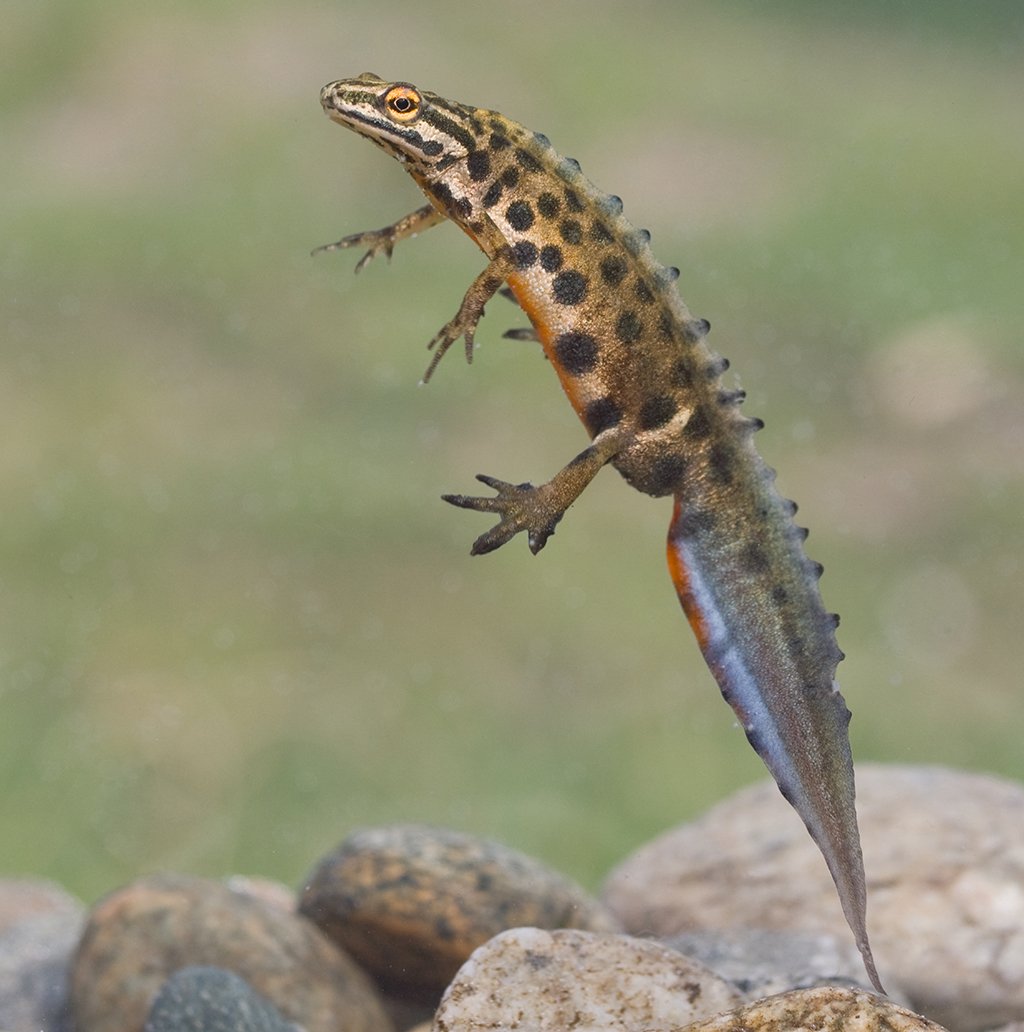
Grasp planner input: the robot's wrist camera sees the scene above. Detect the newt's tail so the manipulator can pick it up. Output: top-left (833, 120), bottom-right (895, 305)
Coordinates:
top-left (666, 489), bottom-right (883, 994)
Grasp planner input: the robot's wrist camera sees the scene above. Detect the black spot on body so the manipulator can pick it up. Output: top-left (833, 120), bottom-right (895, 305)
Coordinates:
top-left (501, 167), bottom-right (520, 188)
top-left (537, 192), bottom-right (561, 218)
top-left (539, 245), bottom-right (563, 272)
top-left (771, 585), bottom-right (789, 604)
top-left (467, 150), bottom-right (491, 181)
top-left (559, 219), bottom-right (584, 245)
top-left (671, 359), bottom-right (693, 390)
top-left (564, 188), bottom-right (585, 212)
top-left (584, 396), bottom-right (623, 435)
top-left (482, 181), bottom-right (503, 208)
top-left (659, 310), bottom-right (675, 340)
top-left (677, 507), bottom-right (717, 536)
top-left (515, 147), bottom-right (542, 171)
top-left (454, 196), bottom-right (472, 218)
top-left (639, 394), bottom-right (678, 429)
top-left (489, 133), bottom-right (511, 150)
top-left (554, 331), bottom-right (599, 374)
top-left (590, 220), bottom-right (614, 243)
top-left (431, 182), bottom-right (454, 207)
top-left (422, 140), bottom-right (444, 157)
top-left (742, 542), bottom-right (770, 573)
top-left (615, 311), bottom-right (643, 344)
top-left (552, 270), bottom-right (588, 305)
top-left (708, 443), bottom-right (734, 485)
top-left (634, 279), bottom-right (655, 304)
top-left (506, 200), bottom-right (534, 231)
top-left (599, 255), bottom-right (628, 287)
top-left (513, 241), bottom-right (538, 268)
top-left (684, 405), bottom-right (712, 439)
top-left (646, 453), bottom-right (688, 495)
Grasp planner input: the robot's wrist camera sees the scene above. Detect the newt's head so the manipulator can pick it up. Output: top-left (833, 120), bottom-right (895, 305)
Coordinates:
top-left (321, 73), bottom-right (477, 172)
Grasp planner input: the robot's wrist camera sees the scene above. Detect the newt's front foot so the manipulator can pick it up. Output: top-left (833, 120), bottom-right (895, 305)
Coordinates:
top-left (311, 226), bottom-right (400, 272)
top-left (442, 474), bottom-right (565, 555)
top-left (312, 204), bottom-right (445, 273)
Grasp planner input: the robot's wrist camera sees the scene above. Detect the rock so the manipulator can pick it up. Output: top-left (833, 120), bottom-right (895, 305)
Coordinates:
top-left (299, 824), bottom-right (618, 1002)
top-left (0, 907), bottom-right (84, 1032)
top-left (223, 876), bottom-right (295, 913)
top-left (380, 992), bottom-right (436, 1032)
top-left (433, 927), bottom-right (741, 1031)
top-left (665, 928), bottom-right (870, 999)
top-left (679, 985), bottom-right (947, 1032)
top-left (0, 879), bottom-right (82, 933)
top-left (144, 966), bottom-right (296, 1032)
top-left (70, 873), bottom-right (392, 1032)
top-left (602, 764), bottom-right (1024, 1031)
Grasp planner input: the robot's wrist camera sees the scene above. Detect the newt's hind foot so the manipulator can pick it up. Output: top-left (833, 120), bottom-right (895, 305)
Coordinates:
top-left (442, 475), bottom-right (564, 555)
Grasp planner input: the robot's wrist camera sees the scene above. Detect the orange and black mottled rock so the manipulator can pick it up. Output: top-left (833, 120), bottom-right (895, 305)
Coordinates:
top-left (299, 824), bottom-right (618, 1002)
top-left (70, 872), bottom-right (392, 1032)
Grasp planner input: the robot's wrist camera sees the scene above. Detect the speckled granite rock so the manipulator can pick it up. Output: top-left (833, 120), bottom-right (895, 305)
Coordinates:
top-left (299, 824), bottom-right (618, 1002)
top-left (679, 986), bottom-right (946, 1032)
top-left (70, 873), bottom-right (392, 1032)
top-left (144, 966), bottom-right (297, 1032)
top-left (433, 927), bottom-right (742, 1031)
top-left (0, 905), bottom-right (83, 1032)
top-left (603, 764), bottom-right (1024, 1031)
top-left (666, 928), bottom-right (872, 1000)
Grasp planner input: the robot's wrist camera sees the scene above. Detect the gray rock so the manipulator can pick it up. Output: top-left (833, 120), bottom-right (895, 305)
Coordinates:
top-left (602, 764), bottom-right (1024, 1031)
top-left (144, 967), bottom-right (297, 1032)
top-left (0, 879), bottom-right (82, 934)
top-left (666, 928), bottom-right (870, 999)
top-left (299, 824), bottom-right (618, 1003)
top-left (433, 927), bottom-right (742, 1031)
top-left (0, 908), bottom-right (84, 1032)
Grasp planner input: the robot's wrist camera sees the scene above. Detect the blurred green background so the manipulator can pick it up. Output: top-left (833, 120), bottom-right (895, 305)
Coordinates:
top-left (3, 1), bottom-right (1022, 903)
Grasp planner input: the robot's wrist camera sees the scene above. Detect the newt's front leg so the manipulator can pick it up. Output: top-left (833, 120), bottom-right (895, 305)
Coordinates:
top-left (313, 204), bottom-right (446, 272)
top-left (421, 250), bottom-right (517, 382)
top-left (443, 426), bottom-right (631, 555)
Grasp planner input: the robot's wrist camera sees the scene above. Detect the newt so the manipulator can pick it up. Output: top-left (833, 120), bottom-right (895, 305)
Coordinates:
top-left (316, 73), bottom-right (883, 992)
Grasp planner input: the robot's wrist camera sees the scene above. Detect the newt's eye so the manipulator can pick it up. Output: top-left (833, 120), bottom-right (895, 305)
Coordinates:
top-left (383, 85), bottom-right (422, 123)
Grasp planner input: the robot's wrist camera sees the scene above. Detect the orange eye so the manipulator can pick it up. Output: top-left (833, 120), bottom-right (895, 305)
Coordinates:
top-left (383, 84), bottom-right (422, 123)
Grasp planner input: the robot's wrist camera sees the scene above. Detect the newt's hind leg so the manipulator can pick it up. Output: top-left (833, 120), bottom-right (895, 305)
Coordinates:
top-left (443, 427), bottom-right (631, 555)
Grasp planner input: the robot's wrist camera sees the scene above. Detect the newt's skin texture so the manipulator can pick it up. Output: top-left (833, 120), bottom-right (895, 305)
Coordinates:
top-left (317, 73), bottom-right (883, 992)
